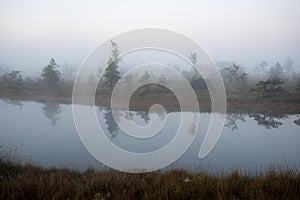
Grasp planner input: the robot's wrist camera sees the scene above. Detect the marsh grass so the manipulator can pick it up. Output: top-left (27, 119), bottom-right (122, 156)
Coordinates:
top-left (1, 84), bottom-right (300, 113)
top-left (1, 84), bottom-right (300, 199)
top-left (1, 157), bottom-right (300, 200)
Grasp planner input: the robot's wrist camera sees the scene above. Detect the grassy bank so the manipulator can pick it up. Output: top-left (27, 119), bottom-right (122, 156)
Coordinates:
top-left (1, 158), bottom-right (300, 200)
top-left (1, 85), bottom-right (300, 114)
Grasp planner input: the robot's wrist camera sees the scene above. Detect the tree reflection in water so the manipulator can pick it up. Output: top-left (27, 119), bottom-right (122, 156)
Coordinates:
top-left (135, 108), bottom-right (168, 123)
top-left (103, 108), bottom-right (120, 140)
top-left (41, 102), bottom-right (62, 126)
top-left (249, 113), bottom-right (288, 129)
top-left (4, 99), bottom-right (23, 109)
top-left (124, 111), bottom-right (134, 120)
top-left (135, 110), bottom-right (150, 123)
top-left (225, 113), bottom-right (289, 131)
top-left (101, 108), bottom-right (293, 139)
top-left (294, 117), bottom-right (300, 126)
top-left (225, 113), bottom-right (246, 131)
top-left (102, 107), bottom-right (169, 139)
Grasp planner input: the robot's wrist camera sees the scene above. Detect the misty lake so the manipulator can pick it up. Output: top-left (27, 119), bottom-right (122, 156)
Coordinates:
top-left (1, 99), bottom-right (300, 172)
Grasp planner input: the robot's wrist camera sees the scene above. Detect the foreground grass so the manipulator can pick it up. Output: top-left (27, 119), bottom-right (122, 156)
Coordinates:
top-left (1, 159), bottom-right (300, 200)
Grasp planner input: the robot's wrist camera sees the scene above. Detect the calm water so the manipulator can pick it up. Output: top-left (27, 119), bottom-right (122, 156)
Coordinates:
top-left (0, 99), bottom-right (300, 172)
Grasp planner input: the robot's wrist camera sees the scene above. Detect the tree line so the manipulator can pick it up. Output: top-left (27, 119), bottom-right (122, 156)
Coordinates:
top-left (1, 41), bottom-right (300, 99)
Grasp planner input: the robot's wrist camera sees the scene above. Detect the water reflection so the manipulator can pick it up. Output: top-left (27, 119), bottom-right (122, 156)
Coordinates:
top-left (99, 110), bottom-right (297, 138)
top-left (104, 108), bottom-right (120, 139)
top-left (249, 113), bottom-right (287, 129)
top-left (4, 99), bottom-right (23, 109)
top-left (135, 110), bottom-right (150, 123)
top-left (133, 108), bottom-right (168, 123)
top-left (224, 113), bottom-right (290, 131)
top-left (225, 113), bottom-right (246, 131)
top-left (1, 99), bottom-right (300, 171)
top-left (154, 108), bottom-right (167, 121)
top-left (294, 118), bottom-right (300, 126)
top-left (101, 109), bottom-right (293, 138)
top-left (188, 113), bottom-right (198, 135)
top-left (41, 102), bottom-right (62, 126)
top-left (124, 111), bottom-right (134, 120)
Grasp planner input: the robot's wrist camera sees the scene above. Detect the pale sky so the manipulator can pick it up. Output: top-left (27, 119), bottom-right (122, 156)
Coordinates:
top-left (0, 0), bottom-right (299, 76)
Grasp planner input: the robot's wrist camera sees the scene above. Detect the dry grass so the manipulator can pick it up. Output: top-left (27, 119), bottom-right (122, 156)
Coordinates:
top-left (0, 158), bottom-right (300, 200)
top-left (1, 85), bottom-right (300, 114)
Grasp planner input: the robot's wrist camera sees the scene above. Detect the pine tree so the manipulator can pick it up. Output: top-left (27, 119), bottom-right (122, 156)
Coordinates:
top-left (103, 41), bottom-right (121, 90)
top-left (41, 58), bottom-right (61, 87)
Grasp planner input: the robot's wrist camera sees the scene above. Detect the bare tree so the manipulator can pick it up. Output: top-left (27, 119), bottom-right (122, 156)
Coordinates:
top-left (225, 63), bottom-right (247, 91)
top-left (283, 57), bottom-right (295, 80)
top-left (269, 62), bottom-right (284, 80)
top-left (189, 52), bottom-right (206, 89)
top-left (124, 73), bottom-right (134, 88)
top-left (254, 61), bottom-right (268, 79)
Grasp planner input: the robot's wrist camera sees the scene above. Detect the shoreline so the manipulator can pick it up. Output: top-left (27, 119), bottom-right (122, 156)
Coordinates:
top-left (0, 91), bottom-right (300, 114)
top-left (1, 90), bottom-right (300, 114)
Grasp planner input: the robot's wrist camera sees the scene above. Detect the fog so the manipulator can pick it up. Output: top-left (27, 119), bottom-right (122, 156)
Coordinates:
top-left (0, 0), bottom-right (300, 77)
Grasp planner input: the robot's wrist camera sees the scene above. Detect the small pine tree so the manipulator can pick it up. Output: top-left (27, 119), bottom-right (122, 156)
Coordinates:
top-left (250, 77), bottom-right (284, 98)
top-left (41, 58), bottom-right (61, 87)
top-left (103, 41), bottom-right (121, 90)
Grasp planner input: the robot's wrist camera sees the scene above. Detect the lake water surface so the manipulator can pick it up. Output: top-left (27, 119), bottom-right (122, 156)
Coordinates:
top-left (1, 99), bottom-right (300, 172)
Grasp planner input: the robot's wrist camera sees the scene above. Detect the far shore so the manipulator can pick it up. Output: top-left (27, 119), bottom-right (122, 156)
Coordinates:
top-left (1, 88), bottom-right (300, 114)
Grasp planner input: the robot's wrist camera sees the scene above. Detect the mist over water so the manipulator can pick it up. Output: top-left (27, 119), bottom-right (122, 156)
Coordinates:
top-left (1, 99), bottom-right (299, 172)
top-left (1, 1), bottom-right (300, 199)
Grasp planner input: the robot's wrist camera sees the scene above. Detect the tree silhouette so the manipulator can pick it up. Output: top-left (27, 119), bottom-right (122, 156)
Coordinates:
top-left (269, 62), bottom-right (284, 79)
top-left (0, 70), bottom-right (22, 90)
top-left (250, 78), bottom-right (284, 97)
top-left (103, 41), bottom-right (121, 91)
top-left (124, 73), bottom-right (134, 88)
top-left (225, 63), bottom-right (247, 91)
top-left (189, 52), bottom-right (206, 89)
top-left (138, 71), bottom-right (151, 84)
top-left (283, 57), bottom-right (295, 80)
top-left (41, 58), bottom-right (61, 87)
top-left (254, 61), bottom-right (269, 78)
